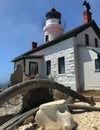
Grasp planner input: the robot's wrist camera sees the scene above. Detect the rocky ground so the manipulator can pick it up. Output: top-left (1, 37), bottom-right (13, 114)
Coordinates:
top-left (73, 102), bottom-right (100, 130)
top-left (0, 94), bottom-right (22, 116)
top-left (13, 102), bottom-right (100, 130)
top-left (0, 92), bottom-right (100, 130)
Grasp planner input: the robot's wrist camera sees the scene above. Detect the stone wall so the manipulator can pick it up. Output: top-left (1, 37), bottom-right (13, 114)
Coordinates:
top-left (10, 64), bottom-right (23, 86)
top-left (44, 38), bottom-right (76, 90)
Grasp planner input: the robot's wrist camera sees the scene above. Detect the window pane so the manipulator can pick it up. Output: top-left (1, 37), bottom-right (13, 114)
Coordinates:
top-left (46, 35), bottom-right (49, 42)
top-left (85, 34), bottom-right (89, 46)
top-left (46, 60), bottom-right (51, 75)
top-left (58, 57), bottom-right (65, 74)
top-left (29, 62), bottom-right (38, 76)
top-left (95, 38), bottom-right (98, 47)
top-left (95, 59), bottom-right (100, 71)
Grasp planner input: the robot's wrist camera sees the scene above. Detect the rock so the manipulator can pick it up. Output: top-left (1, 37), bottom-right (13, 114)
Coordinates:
top-left (92, 126), bottom-right (100, 130)
top-left (35, 100), bottom-right (75, 130)
top-left (22, 115), bottom-right (35, 125)
top-left (10, 64), bottom-right (23, 86)
top-left (22, 88), bottom-right (53, 112)
top-left (53, 90), bottom-right (75, 104)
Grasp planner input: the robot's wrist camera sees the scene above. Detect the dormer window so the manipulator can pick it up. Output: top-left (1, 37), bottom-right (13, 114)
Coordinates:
top-left (85, 33), bottom-right (89, 46)
top-left (95, 38), bottom-right (98, 47)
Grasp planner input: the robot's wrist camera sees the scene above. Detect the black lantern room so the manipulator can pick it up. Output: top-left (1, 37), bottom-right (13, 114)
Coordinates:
top-left (46, 8), bottom-right (61, 20)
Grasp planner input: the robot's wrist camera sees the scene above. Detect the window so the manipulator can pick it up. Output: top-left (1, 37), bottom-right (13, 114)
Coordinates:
top-left (95, 59), bottom-right (100, 72)
top-left (58, 57), bottom-right (65, 74)
top-left (85, 34), bottom-right (89, 46)
top-left (95, 38), bottom-right (98, 47)
top-left (45, 35), bottom-right (49, 42)
top-left (29, 62), bottom-right (38, 76)
top-left (59, 20), bottom-right (61, 24)
top-left (46, 60), bottom-right (51, 75)
top-left (95, 55), bottom-right (100, 72)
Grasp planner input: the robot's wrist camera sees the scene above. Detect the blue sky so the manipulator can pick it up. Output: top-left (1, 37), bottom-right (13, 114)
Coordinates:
top-left (0, 0), bottom-right (100, 83)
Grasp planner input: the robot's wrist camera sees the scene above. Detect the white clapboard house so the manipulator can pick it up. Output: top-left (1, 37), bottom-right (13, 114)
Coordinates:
top-left (12, 6), bottom-right (100, 91)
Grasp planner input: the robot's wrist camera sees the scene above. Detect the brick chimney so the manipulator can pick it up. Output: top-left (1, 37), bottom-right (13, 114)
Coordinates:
top-left (83, 10), bottom-right (92, 24)
top-left (83, 1), bottom-right (92, 24)
top-left (32, 42), bottom-right (37, 49)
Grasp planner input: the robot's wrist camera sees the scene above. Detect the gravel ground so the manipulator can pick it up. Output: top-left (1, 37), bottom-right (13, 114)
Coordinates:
top-left (14, 102), bottom-right (100, 130)
top-left (0, 95), bottom-right (22, 116)
top-left (0, 97), bottom-right (100, 130)
top-left (72, 102), bottom-right (100, 130)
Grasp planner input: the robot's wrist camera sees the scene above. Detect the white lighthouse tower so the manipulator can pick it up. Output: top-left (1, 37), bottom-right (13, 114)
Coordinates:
top-left (43, 8), bottom-right (65, 42)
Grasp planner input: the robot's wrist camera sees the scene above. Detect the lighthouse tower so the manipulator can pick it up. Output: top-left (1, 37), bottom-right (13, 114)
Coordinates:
top-left (43, 8), bottom-right (64, 42)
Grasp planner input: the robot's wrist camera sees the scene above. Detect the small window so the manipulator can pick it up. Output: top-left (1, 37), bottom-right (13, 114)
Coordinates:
top-left (29, 62), bottom-right (38, 76)
top-left (59, 20), bottom-right (61, 24)
top-left (45, 35), bottom-right (49, 42)
top-left (85, 34), bottom-right (89, 46)
top-left (95, 38), bottom-right (98, 47)
top-left (95, 59), bottom-right (100, 72)
top-left (58, 57), bottom-right (65, 74)
top-left (46, 60), bottom-right (51, 75)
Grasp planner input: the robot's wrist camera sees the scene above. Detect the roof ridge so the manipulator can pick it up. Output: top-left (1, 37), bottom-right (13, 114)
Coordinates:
top-left (12, 20), bottom-right (100, 62)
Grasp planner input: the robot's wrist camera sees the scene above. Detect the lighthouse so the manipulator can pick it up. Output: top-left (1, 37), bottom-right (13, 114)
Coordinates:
top-left (43, 8), bottom-right (65, 42)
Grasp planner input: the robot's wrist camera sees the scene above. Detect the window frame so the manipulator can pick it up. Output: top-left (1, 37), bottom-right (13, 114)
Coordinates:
top-left (58, 57), bottom-right (65, 74)
top-left (85, 33), bottom-right (89, 46)
top-left (95, 55), bottom-right (100, 72)
top-left (45, 35), bottom-right (49, 42)
top-left (29, 62), bottom-right (38, 76)
top-left (95, 38), bottom-right (98, 48)
top-left (46, 60), bottom-right (51, 75)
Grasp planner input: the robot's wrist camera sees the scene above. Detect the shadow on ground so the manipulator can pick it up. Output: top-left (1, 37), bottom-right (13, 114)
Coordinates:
top-left (0, 114), bottom-right (15, 125)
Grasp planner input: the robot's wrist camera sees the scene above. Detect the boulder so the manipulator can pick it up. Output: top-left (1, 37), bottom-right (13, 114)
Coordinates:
top-left (10, 64), bottom-right (23, 86)
top-left (22, 88), bottom-right (53, 112)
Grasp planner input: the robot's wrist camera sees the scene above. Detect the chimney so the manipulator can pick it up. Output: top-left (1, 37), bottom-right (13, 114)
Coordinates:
top-left (83, 1), bottom-right (92, 24)
top-left (83, 10), bottom-right (92, 24)
top-left (32, 42), bottom-right (37, 49)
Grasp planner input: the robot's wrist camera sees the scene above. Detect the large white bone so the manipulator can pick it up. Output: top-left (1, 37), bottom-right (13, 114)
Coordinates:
top-left (35, 100), bottom-right (75, 130)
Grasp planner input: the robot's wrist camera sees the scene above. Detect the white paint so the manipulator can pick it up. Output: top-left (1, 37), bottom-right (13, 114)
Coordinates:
top-left (14, 24), bottom-right (100, 91)
top-left (45, 18), bottom-right (61, 26)
top-left (76, 27), bottom-right (100, 47)
top-left (44, 38), bottom-right (76, 90)
top-left (25, 58), bottom-right (43, 77)
top-left (43, 18), bottom-right (64, 42)
top-left (78, 46), bottom-right (100, 90)
top-left (76, 26), bottom-right (100, 90)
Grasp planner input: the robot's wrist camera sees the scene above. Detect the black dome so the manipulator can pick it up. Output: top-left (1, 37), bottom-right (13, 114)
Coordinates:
top-left (46, 8), bottom-right (61, 20)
